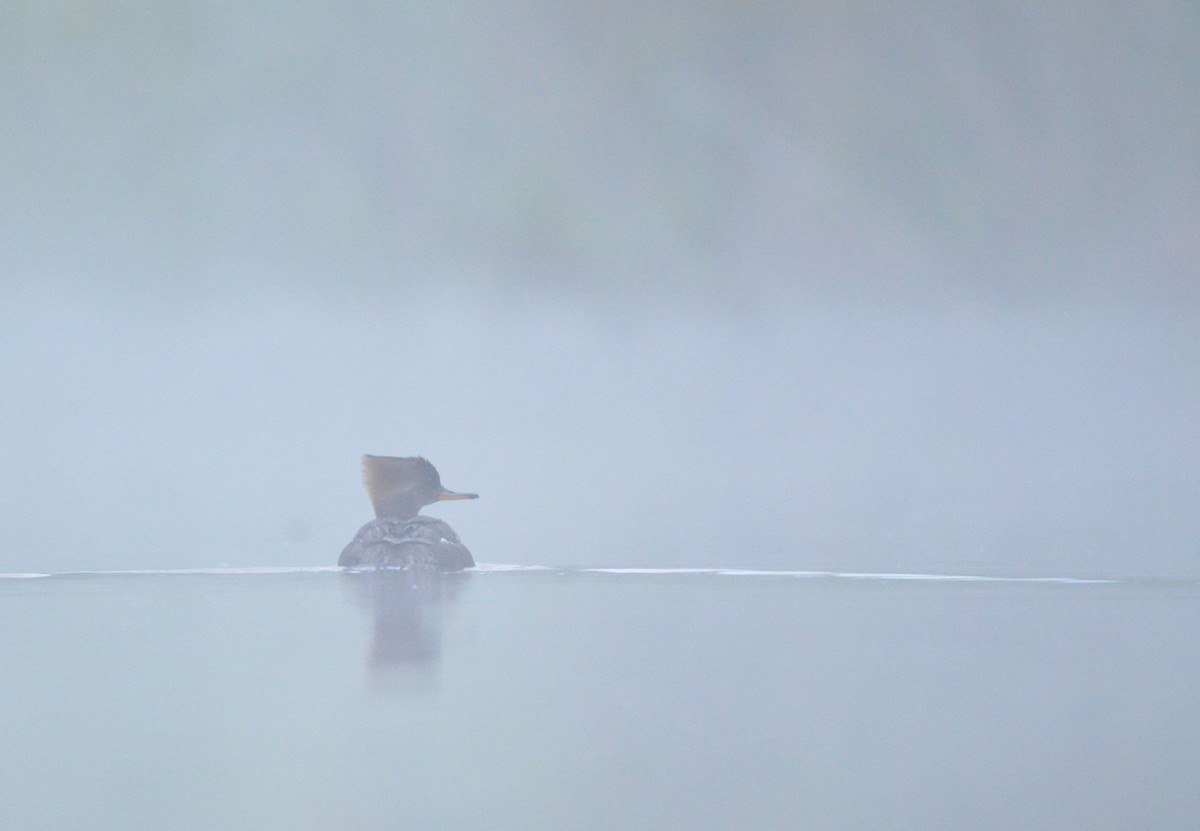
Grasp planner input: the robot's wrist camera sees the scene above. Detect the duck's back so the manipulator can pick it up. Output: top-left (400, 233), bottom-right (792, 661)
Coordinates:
top-left (338, 515), bottom-right (475, 571)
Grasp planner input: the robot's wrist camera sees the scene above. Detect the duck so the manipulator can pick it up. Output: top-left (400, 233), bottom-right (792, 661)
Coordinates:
top-left (338, 455), bottom-right (478, 570)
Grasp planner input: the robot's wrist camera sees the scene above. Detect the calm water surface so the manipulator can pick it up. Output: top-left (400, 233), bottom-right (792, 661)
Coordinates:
top-left (2, 566), bottom-right (1198, 830)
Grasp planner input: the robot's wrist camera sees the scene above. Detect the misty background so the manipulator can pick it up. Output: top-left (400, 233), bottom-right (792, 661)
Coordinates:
top-left (2, 2), bottom-right (1197, 577)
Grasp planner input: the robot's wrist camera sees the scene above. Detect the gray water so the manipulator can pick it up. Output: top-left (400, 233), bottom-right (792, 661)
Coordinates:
top-left (3, 566), bottom-right (1197, 830)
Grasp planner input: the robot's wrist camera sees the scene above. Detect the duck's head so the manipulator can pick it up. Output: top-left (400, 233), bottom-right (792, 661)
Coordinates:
top-left (362, 455), bottom-right (478, 519)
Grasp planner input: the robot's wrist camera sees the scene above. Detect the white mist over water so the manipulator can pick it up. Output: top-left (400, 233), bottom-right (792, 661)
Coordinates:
top-left (3, 4), bottom-right (1198, 578)
top-left (2, 288), bottom-right (1197, 577)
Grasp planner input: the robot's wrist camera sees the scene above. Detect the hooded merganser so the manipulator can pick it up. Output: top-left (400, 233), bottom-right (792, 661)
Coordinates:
top-left (338, 455), bottom-right (478, 570)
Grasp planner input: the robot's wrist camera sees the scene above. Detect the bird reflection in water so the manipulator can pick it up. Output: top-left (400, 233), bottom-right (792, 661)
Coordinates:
top-left (342, 567), bottom-right (469, 673)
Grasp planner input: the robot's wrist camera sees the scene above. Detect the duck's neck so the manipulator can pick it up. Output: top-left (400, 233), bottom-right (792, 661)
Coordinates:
top-left (370, 490), bottom-right (424, 520)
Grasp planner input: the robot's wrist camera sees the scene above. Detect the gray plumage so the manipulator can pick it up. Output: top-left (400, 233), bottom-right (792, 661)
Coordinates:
top-left (339, 515), bottom-right (474, 570)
